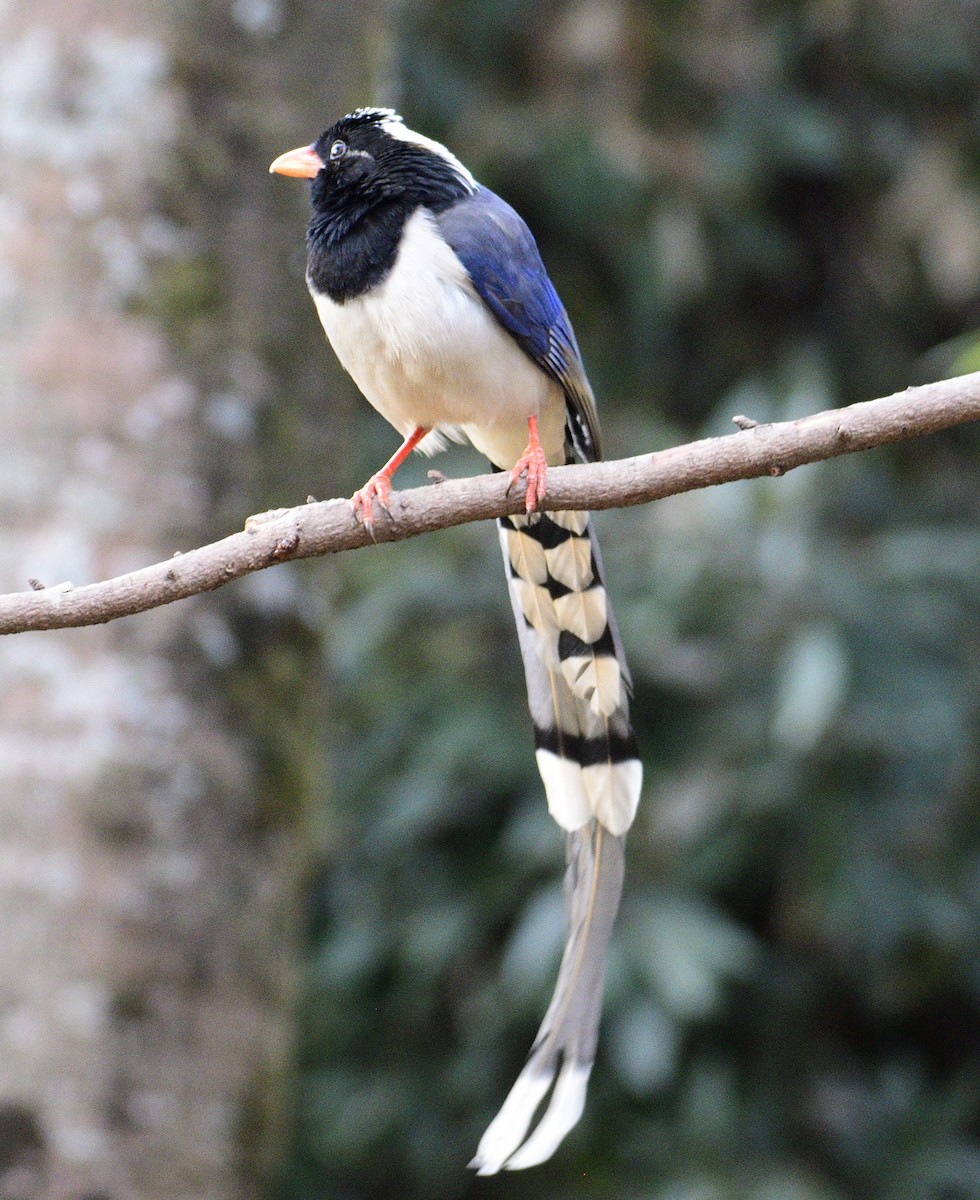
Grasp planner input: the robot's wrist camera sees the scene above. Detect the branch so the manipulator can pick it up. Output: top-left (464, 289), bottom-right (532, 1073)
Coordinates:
top-left (3, 371), bottom-right (979, 636)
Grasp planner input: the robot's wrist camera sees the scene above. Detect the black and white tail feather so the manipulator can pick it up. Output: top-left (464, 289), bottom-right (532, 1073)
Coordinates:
top-left (469, 508), bottom-right (642, 1174)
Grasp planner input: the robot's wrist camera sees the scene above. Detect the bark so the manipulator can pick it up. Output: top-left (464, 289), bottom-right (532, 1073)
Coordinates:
top-left (0, 371), bottom-right (976, 635)
top-left (0, 2), bottom-right (373, 1196)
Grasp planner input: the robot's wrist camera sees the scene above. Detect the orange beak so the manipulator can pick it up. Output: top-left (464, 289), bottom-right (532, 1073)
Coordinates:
top-left (269, 144), bottom-right (324, 179)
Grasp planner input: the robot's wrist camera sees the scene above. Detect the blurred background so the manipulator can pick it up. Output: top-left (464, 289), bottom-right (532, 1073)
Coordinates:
top-left (0, 1), bottom-right (978, 1198)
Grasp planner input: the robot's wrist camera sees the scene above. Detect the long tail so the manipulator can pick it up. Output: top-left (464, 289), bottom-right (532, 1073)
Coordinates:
top-left (470, 509), bottom-right (642, 1175)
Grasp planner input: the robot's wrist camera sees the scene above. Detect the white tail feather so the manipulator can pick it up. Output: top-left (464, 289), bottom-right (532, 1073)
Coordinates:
top-left (469, 1069), bottom-right (552, 1175)
top-left (502, 1061), bottom-right (591, 1171)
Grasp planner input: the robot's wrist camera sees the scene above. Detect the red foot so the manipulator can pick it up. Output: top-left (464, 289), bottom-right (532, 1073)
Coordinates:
top-left (351, 472), bottom-right (393, 528)
top-left (509, 415), bottom-right (548, 512)
top-left (350, 425), bottom-right (430, 530)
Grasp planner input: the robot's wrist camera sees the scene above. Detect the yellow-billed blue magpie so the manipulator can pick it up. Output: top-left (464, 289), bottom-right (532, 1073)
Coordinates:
top-left (271, 107), bottom-right (643, 1174)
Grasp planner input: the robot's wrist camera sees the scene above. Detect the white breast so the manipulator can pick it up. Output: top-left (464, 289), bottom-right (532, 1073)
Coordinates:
top-left (309, 207), bottom-right (566, 470)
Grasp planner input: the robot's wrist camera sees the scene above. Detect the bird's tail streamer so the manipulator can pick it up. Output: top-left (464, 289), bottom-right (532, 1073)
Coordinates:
top-left (470, 509), bottom-right (642, 1174)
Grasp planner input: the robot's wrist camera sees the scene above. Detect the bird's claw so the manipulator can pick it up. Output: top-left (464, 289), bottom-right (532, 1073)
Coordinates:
top-left (509, 442), bottom-right (549, 513)
top-left (351, 473), bottom-right (393, 529)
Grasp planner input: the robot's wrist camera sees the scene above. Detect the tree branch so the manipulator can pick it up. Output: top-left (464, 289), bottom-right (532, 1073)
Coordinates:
top-left (3, 370), bottom-right (979, 636)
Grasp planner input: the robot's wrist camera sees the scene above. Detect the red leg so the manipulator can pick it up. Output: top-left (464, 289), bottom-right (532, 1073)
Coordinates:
top-left (508, 415), bottom-right (549, 513)
top-left (352, 425), bottom-right (430, 527)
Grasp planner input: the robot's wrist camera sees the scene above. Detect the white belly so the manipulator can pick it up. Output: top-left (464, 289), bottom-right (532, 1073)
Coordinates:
top-left (310, 207), bottom-right (566, 470)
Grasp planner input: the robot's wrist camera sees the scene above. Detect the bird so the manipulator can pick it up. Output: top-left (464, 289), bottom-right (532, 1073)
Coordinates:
top-left (270, 107), bottom-right (643, 1174)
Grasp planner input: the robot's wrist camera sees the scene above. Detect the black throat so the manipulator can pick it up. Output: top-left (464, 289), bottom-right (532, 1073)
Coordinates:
top-left (305, 143), bottom-right (472, 304)
top-left (306, 196), bottom-right (417, 303)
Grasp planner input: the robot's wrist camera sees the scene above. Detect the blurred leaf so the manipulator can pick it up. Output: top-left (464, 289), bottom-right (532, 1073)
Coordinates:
top-left (772, 624), bottom-right (849, 750)
top-left (628, 895), bottom-right (757, 1020)
top-left (608, 997), bottom-right (680, 1096)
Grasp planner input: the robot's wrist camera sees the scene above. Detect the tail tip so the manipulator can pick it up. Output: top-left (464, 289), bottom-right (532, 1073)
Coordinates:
top-left (469, 1059), bottom-right (592, 1174)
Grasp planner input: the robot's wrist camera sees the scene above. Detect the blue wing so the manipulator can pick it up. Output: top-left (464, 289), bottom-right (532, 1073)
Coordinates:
top-left (435, 186), bottom-right (602, 462)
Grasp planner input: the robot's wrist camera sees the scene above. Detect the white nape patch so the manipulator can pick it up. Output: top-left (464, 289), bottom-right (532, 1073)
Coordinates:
top-left (535, 749), bottom-right (591, 831)
top-left (348, 105), bottom-right (398, 119)
top-left (379, 114), bottom-right (477, 190)
top-left (583, 758), bottom-right (643, 835)
top-left (560, 653), bottom-right (623, 715)
top-left (470, 1067), bottom-right (553, 1176)
top-left (503, 1060), bottom-right (592, 1172)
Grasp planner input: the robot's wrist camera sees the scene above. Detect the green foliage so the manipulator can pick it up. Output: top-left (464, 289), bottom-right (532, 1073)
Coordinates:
top-left (268, 3), bottom-right (980, 1198)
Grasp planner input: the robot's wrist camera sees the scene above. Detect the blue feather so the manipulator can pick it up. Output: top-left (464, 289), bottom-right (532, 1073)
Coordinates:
top-left (435, 187), bottom-right (602, 461)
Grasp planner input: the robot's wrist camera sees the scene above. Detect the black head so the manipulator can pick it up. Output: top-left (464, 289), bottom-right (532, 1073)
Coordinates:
top-left (271, 108), bottom-right (476, 302)
top-left (308, 108), bottom-right (474, 228)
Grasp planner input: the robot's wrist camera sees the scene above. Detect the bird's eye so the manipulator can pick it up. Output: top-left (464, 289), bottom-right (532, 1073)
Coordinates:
top-left (329, 139), bottom-right (347, 160)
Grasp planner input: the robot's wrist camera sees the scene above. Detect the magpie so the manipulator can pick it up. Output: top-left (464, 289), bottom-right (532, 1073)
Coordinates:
top-left (271, 107), bottom-right (643, 1174)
